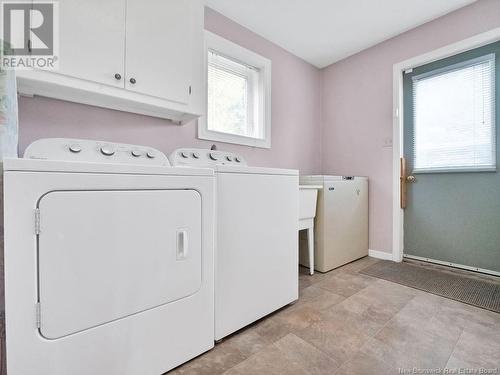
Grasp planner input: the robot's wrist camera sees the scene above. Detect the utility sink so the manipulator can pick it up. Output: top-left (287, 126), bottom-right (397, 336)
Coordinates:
top-left (299, 185), bottom-right (322, 275)
top-left (299, 185), bottom-right (322, 223)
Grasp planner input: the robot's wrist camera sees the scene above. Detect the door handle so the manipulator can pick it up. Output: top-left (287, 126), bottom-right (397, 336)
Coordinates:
top-left (400, 158), bottom-right (417, 209)
top-left (176, 230), bottom-right (188, 260)
top-left (400, 158), bottom-right (407, 209)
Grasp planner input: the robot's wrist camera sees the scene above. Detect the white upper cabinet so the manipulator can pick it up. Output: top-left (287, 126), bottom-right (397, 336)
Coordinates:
top-left (125, 0), bottom-right (193, 104)
top-left (17, 0), bottom-right (204, 123)
top-left (56, 0), bottom-right (126, 88)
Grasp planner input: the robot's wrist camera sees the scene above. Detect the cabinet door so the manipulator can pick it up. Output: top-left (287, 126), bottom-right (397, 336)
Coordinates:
top-left (56, 0), bottom-right (126, 87)
top-left (125, 0), bottom-right (194, 104)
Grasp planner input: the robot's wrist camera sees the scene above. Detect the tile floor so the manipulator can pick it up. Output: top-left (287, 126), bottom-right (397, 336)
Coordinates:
top-left (170, 257), bottom-right (500, 375)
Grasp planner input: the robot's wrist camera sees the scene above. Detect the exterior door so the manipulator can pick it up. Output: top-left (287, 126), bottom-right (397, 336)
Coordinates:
top-left (403, 42), bottom-right (500, 274)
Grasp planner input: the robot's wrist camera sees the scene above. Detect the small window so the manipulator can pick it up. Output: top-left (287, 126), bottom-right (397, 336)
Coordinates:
top-left (207, 52), bottom-right (260, 138)
top-left (199, 32), bottom-right (271, 148)
top-left (412, 54), bottom-right (496, 173)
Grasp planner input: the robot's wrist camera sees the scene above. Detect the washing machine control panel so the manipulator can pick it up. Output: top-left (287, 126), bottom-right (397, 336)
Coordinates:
top-left (169, 148), bottom-right (247, 167)
top-left (24, 138), bottom-right (170, 166)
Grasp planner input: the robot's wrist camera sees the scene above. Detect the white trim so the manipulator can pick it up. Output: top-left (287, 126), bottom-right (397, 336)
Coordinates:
top-left (392, 27), bottom-right (500, 264)
top-left (404, 254), bottom-right (500, 277)
top-left (368, 249), bottom-right (394, 261)
top-left (199, 31), bottom-right (272, 148)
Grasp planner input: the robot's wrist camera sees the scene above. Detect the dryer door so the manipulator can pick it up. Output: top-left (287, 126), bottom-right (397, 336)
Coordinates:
top-left (37, 189), bottom-right (202, 339)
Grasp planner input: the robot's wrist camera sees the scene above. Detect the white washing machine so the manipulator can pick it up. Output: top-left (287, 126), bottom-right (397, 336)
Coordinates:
top-left (170, 148), bottom-right (298, 340)
top-left (3, 138), bottom-right (215, 375)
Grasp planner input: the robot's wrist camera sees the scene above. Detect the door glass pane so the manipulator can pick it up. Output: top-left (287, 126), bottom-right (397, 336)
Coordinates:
top-left (412, 54), bottom-right (496, 172)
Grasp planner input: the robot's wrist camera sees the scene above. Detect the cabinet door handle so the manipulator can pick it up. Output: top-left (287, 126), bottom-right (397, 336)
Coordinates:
top-left (114, 73), bottom-right (122, 80)
top-left (129, 78), bottom-right (136, 84)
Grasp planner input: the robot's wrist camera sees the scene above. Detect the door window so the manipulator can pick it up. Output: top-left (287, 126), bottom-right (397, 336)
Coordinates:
top-left (412, 54), bottom-right (496, 173)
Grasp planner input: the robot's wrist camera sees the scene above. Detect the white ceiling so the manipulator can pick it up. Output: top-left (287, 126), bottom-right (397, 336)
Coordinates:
top-left (205, 0), bottom-right (477, 68)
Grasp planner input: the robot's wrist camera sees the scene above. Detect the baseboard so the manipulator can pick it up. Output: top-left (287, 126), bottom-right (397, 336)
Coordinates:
top-left (368, 249), bottom-right (393, 261)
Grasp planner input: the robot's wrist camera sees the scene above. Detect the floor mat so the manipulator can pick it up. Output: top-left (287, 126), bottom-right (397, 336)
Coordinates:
top-left (360, 260), bottom-right (500, 313)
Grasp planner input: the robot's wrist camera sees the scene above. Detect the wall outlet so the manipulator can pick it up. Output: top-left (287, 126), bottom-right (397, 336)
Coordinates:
top-left (383, 137), bottom-right (393, 148)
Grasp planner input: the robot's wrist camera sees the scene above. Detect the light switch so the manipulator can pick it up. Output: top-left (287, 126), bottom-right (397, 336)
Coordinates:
top-left (383, 137), bottom-right (393, 148)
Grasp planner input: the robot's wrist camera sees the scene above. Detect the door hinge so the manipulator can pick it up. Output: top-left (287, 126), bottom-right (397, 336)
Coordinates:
top-left (34, 208), bottom-right (41, 235)
top-left (189, 85), bottom-right (192, 95)
top-left (35, 302), bottom-right (41, 328)
top-left (27, 39), bottom-right (32, 53)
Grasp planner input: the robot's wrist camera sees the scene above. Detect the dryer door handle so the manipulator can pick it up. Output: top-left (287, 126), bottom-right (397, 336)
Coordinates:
top-left (176, 230), bottom-right (188, 260)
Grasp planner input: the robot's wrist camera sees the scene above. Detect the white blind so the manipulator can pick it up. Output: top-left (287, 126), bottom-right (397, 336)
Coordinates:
top-left (207, 50), bottom-right (260, 138)
top-left (412, 53), bottom-right (496, 172)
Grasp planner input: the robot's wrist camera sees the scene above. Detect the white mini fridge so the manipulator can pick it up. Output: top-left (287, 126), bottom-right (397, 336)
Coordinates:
top-left (299, 175), bottom-right (368, 272)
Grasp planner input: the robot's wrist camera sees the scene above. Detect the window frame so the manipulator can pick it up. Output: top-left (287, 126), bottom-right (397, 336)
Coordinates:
top-left (411, 53), bottom-right (497, 174)
top-left (199, 31), bottom-right (272, 149)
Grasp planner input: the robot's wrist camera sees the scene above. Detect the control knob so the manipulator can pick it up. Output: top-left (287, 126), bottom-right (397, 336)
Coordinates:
top-left (101, 146), bottom-right (115, 156)
top-left (209, 152), bottom-right (219, 161)
top-left (69, 144), bottom-right (82, 153)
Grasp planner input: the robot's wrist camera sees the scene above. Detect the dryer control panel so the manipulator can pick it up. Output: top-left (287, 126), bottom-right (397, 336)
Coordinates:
top-left (169, 148), bottom-right (247, 167)
top-left (24, 138), bottom-right (170, 166)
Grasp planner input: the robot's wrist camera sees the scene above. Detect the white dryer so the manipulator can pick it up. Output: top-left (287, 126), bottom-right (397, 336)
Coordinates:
top-left (170, 148), bottom-right (298, 340)
top-left (3, 138), bottom-right (215, 375)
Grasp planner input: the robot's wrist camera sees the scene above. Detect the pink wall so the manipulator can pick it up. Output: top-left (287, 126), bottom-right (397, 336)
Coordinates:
top-left (18, 1), bottom-right (500, 255)
top-left (321, 0), bottom-right (500, 253)
top-left (18, 7), bottom-right (322, 173)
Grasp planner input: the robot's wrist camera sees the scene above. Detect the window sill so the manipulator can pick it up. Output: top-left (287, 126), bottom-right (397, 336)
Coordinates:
top-left (198, 128), bottom-right (271, 149)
